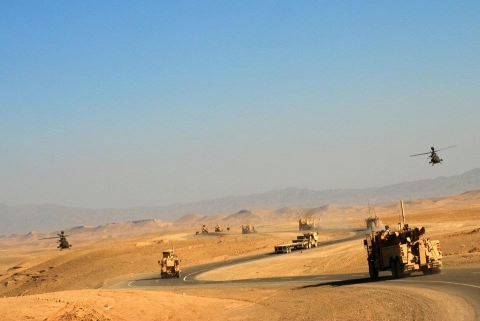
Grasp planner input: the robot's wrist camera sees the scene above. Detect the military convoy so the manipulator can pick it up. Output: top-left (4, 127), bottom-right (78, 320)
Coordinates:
top-left (158, 249), bottom-right (181, 278)
top-left (274, 232), bottom-right (318, 253)
top-left (159, 200), bottom-right (442, 281)
top-left (364, 201), bottom-right (442, 279)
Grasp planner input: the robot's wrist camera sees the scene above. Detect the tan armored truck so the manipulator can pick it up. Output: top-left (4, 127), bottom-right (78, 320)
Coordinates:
top-left (365, 216), bottom-right (380, 230)
top-left (364, 201), bottom-right (442, 279)
top-left (299, 217), bottom-right (315, 231)
top-left (242, 225), bottom-right (256, 234)
top-left (274, 232), bottom-right (318, 253)
top-left (195, 225), bottom-right (209, 235)
top-left (158, 250), bottom-right (181, 278)
top-left (214, 224), bottom-right (223, 232)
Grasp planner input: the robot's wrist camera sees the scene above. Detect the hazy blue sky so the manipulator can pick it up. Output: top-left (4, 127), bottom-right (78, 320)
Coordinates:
top-left (1, 1), bottom-right (479, 208)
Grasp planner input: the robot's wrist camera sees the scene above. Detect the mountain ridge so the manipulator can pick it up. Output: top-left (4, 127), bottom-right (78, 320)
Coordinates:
top-left (1, 168), bottom-right (479, 235)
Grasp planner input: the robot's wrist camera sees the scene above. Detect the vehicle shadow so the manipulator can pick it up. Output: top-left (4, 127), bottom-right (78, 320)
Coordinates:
top-left (135, 277), bottom-right (161, 281)
top-left (298, 275), bottom-right (394, 289)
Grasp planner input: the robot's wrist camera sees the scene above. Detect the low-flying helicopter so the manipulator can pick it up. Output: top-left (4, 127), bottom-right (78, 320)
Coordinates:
top-left (39, 231), bottom-right (72, 250)
top-left (410, 146), bottom-right (456, 165)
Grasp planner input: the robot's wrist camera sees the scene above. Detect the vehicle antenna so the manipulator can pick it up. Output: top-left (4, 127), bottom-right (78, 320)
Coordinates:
top-left (400, 200), bottom-right (406, 229)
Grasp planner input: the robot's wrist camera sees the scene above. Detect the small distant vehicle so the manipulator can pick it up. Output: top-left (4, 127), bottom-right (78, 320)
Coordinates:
top-left (242, 225), bottom-right (257, 234)
top-left (274, 232), bottom-right (318, 254)
top-left (158, 249), bottom-right (181, 278)
top-left (196, 225), bottom-right (209, 235)
top-left (39, 231), bottom-right (72, 250)
top-left (298, 217), bottom-right (316, 231)
top-left (410, 146), bottom-right (456, 165)
top-left (365, 216), bottom-right (380, 230)
top-left (214, 224), bottom-right (223, 232)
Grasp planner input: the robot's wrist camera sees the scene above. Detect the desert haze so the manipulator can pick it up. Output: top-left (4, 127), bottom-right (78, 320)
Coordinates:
top-left (2, 168), bottom-right (480, 235)
top-left (0, 191), bottom-right (479, 320)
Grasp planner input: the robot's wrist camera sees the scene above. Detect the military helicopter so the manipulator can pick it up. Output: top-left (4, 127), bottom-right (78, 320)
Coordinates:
top-left (39, 231), bottom-right (72, 250)
top-left (410, 146), bottom-right (456, 165)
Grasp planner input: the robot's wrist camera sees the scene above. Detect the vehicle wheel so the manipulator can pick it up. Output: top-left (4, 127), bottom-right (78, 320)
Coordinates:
top-left (368, 261), bottom-right (378, 279)
top-left (176, 272), bottom-right (181, 278)
top-left (422, 269), bottom-right (431, 275)
top-left (395, 258), bottom-right (405, 278)
top-left (390, 259), bottom-right (398, 278)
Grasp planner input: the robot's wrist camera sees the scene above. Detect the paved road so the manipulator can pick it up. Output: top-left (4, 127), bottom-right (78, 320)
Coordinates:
top-left (114, 229), bottom-right (366, 288)
top-left (112, 230), bottom-right (480, 319)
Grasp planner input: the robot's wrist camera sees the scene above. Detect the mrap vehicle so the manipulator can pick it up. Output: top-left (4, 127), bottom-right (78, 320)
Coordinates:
top-left (365, 215), bottom-right (380, 230)
top-left (242, 225), bottom-right (257, 234)
top-left (298, 217), bottom-right (316, 231)
top-left (158, 250), bottom-right (181, 278)
top-left (364, 201), bottom-right (442, 279)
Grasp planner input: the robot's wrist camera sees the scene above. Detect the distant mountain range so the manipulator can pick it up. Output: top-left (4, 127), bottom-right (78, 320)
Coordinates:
top-left (1, 168), bottom-right (480, 235)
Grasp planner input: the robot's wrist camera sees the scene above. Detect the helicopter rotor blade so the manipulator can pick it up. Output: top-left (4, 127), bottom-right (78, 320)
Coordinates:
top-left (410, 151), bottom-right (431, 157)
top-left (435, 145), bottom-right (457, 152)
top-left (39, 237), bottom-right (59, 240)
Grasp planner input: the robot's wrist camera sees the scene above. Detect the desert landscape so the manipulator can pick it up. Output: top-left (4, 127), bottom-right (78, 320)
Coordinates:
top-left (0, 191), bottom-right (479, 320)
top-left (4, 2), bottom-right (479, 320)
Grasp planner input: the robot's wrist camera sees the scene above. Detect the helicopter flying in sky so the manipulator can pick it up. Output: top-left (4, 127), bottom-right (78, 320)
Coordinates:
top-left (410, 146), bottom-right (456, 166)
top-left (39, 231), bottom-right (72, 250)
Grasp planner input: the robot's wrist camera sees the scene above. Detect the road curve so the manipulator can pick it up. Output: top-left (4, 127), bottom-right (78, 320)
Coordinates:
top-left (113, 229), bottom-right (366, 289)
top-left (111, 230), bottom-right (480, 320)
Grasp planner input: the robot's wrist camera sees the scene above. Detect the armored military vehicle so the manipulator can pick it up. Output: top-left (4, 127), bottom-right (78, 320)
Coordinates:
top-left (299, 217), bottom-right (315, 231)
top-left (364, 201), bottom-right (442, 279)
top-left (158, 249), bottom-right (181, 278)
top-left (365, 216), bottom-right (380, 230)
top-left (242, 225), bottom-right (256, 234)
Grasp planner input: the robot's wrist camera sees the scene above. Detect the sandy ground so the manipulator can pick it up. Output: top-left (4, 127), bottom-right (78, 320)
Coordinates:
top-left (0, 192), bottom-right (479, 320)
